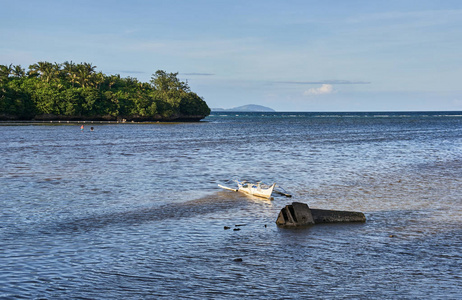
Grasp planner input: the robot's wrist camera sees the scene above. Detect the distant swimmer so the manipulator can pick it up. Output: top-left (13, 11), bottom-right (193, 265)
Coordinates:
top-left (90, 127), bottom-right (94, 131)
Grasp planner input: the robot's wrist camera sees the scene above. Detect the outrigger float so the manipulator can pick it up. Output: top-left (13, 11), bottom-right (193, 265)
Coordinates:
top-left (218, 180), bottom-right (291, 199)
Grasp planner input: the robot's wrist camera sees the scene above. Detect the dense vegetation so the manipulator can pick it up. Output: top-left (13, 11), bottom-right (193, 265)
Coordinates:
top-left (0, 61), bottom-right (210, 121)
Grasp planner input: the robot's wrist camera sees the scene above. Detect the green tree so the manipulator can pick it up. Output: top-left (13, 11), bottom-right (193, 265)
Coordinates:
top-left (32, 83), bottom-right (60, 114)
top-left (62, 61), bottom-right (77, 87)
top-left (103, 90), bottom-right (119, 116)
top-left (93, 72), bottom-right (105, 90)
top-left (76, 63), bottom-right (97, 88)
top-left (150, 70), bottom-right (189, 92)
top-left (80, 88), bottom-right (99, 115)
top-left (28, 61), bottom-right (55, 83)
top-left (105, 74), bottom-right (120, 90)
top-left (179, 92), bottom-right (211, 116)
top-left (0, 64), bottom-right (13, 82)
top-left (12, 65), bottom-right (26, 78)
top-left (1, 62), bottom-right (210, 120)
top-left (60, 88), bottom-right (82, 116)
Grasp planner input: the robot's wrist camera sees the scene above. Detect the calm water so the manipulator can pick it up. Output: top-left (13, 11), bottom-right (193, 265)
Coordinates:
top-left (1, 112), bottom-right (461, 299)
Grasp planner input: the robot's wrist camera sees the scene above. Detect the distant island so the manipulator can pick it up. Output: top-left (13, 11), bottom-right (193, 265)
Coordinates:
top-left (0, 62), bottom-right (211, 122)
top-left (212, 104), bottom-right (275, 112)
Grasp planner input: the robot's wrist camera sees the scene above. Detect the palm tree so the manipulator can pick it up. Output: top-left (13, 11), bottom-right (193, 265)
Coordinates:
top-left (107, 74), bottom-right (120, 89)
top-left (12, 65), bottom-right (26, 78)
top-left (52, 62), bottom-right (62, 81)
top-left (76, 65), bottom-right (89, 88)
top-left (83, 63), bottom-right (97, 76)
top-left (0, 64), bottom-right (13, 82)
top-left (62, 61), bottom-right (76, 86)
top-left (28, 61), bottom-right (55, 83)
top-left (41, 63), bottom-right (54, 83)
top-left (93, 72), bottom-right (105, 90)
top-left (27, 63), bottom-right (39, 78)
top-left (76, 63), bottom-right (97, 88)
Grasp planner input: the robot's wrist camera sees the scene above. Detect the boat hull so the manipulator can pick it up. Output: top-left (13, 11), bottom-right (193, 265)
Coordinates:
top-left (236, 182), bottom-right (276, 199)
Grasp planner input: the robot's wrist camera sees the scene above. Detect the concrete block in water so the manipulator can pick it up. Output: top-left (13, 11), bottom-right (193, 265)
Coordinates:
top-left (310, 208), bottom-right (366, 223)
top-left (276, 202), bottom-right (315, 227)
top-left (276, 202), bottom-right (366, 227)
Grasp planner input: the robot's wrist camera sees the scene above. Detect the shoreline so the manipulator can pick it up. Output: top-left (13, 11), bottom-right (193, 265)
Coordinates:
top-left (0, 114), bottom-right (207, 124)
top-left (0, 119), bottom-right (208, 126)
top-left (0, 121), bottom-right (206, 126)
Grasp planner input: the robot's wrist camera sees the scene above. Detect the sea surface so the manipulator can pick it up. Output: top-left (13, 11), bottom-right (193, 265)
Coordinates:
top-left (1, 112), bottom-right (461, 299)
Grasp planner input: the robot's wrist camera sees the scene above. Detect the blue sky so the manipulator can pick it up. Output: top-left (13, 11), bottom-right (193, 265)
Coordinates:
top-left (1, 0), bottom-right (462, 111)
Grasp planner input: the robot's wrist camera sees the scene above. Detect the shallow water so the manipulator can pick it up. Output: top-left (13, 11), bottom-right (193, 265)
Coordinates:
top-left (1, 112), bottom-right (461, 299)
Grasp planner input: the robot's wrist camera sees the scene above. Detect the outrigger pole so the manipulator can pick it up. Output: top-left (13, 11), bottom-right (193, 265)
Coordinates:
top-left (218, 184), bottom-right (238, 192)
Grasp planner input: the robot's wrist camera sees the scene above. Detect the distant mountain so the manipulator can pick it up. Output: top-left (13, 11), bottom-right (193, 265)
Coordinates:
top-left (212, 104), bottom-right (276, 112)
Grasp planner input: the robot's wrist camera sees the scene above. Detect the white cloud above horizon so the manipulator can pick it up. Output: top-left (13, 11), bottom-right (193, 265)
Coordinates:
top-left (303, 84), bottom-right (335, 96)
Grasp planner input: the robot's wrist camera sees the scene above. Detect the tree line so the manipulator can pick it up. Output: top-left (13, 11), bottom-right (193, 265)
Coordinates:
top-left (0, 61), bottom-right (210, 121)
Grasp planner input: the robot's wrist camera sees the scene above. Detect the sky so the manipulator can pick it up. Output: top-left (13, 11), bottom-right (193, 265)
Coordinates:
top-left (1, 0), bottom-right (462, 111)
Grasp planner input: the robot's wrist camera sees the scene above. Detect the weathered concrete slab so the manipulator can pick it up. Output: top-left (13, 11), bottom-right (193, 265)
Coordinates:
top-left (276, 202), bottom-right (314, 227)
top-left (310, 209), bottom-right (366, 223)
top-left (276, 202), bottom-right (366, 228)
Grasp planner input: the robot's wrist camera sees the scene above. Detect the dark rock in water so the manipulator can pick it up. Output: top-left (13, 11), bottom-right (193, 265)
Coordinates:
top-left (233, 258), bottom-right (243, 262)
top-left (224, 226), bottom-right (231, 230)
top-left (233, 228), bottom-right (241, 231)
top-left (276, 202), bottom-right (366, 228)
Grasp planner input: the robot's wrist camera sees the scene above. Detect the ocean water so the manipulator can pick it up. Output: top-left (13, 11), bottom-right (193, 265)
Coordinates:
top-left (1, 112), bottom-right (461, 299)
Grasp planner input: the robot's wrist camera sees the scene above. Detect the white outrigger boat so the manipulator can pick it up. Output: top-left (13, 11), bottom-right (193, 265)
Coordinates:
top-left (218, 180), bottom-right (277, 199)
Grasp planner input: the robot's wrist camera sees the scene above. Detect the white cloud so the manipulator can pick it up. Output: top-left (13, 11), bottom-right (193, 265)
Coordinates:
top-left (303, 84), bottom-right (334, 96)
